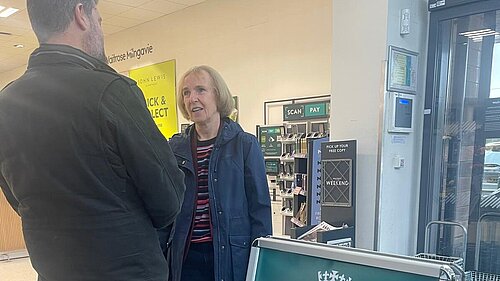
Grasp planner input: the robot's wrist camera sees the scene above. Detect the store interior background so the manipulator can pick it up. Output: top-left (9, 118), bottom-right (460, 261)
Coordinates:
top-left (0, 0), bottom-right (435, 277)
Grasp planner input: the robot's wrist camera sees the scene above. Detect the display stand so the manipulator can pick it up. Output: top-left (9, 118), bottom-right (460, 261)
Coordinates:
top-left (246, 237), bottom-right (461, 281)
top-left (258, 97), bottom-right (330, 236)
top-left (279, 121), bottom-right (329, 235)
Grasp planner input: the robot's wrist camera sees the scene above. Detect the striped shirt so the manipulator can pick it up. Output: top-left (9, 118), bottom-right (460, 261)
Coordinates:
top-left (191, 138), bottom-right (216, 243)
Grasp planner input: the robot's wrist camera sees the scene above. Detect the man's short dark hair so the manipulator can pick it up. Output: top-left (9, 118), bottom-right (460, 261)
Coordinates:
top-left (27, 0), bottom-right (98, 43)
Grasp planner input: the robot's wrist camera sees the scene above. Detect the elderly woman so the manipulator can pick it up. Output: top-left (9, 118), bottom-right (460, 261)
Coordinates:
top-left (168, 65), bottom-right (272, 281)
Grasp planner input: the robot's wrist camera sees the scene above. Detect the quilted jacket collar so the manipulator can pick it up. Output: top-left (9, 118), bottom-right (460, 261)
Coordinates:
top-left (170, 117), bottom-right (243, 161)
top-left (28, 44), bottom-right (114, 72)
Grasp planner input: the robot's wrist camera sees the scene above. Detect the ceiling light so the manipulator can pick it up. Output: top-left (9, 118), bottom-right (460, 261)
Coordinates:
top-left (459, 28), bottom-right (499, 42)
top-left (0, 7), bottom-right (19, 18)
top-left (13, 44), bottom-right (24, 48)
top-left (459, 28), bottom-right (492, 37)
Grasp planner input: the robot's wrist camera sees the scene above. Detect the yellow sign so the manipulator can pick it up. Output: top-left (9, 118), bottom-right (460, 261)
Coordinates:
top-left (129, 60), bottom-right (178, 138)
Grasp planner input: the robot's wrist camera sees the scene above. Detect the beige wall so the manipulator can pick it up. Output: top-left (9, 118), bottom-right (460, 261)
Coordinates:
top-left (0, 193), bottom-right (25, 252)
top-left (1, 0), bottom-right (332, 133)
top-left (0, 0), bottom-right (332, 248)
top-left (331, 0), bottom-right (389, 250)
top-left (331, 0), bottom-right (429, 254)
top-left (104, 0), bottom-right (332, 132)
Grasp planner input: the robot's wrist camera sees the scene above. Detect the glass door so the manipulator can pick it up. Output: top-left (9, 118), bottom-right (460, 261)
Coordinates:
top-left (419, 0), bottom-right (500, 273)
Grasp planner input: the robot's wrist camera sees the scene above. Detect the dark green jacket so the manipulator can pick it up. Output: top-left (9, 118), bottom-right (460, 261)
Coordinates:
top-left (0, 44), bottom-right (185, 281)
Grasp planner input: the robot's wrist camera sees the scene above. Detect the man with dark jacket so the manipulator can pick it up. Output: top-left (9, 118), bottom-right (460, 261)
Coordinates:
top-left (0, 1), bottom-right (185, 280)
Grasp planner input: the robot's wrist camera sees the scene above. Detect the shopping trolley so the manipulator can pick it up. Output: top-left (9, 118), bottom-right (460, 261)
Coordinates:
top-left (415, 221), bottom-right (468, 280)
top-left (467, 213), bottom-right (500, 281)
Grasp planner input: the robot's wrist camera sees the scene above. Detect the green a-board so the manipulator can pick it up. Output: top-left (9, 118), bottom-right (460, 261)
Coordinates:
top-left (247, 238), bottom-right (457, 281)
top-left (254, 248), bottom-right (437, 281)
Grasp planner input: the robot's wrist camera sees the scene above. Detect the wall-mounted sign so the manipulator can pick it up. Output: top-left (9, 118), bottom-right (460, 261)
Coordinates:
top-left (283, 101), bottom-right (330, 121)
top-left (258, 125), bottom-right (283, 156)
top-left (107, 43), bottom-right (154, 64)
top-left (387, 46), bottom-right (418, 94)
top-left (129, 60), bottom-right (178, 138)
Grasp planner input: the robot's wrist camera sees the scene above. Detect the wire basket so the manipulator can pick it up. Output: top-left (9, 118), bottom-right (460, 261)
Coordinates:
top-left (466, 271), bottom-right (500, 281)
top-left (415, 253), bottom-right (465, 269)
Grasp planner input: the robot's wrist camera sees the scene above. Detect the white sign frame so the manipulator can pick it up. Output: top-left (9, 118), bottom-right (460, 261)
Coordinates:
top-left (388, 46), bottom-right (419, 94)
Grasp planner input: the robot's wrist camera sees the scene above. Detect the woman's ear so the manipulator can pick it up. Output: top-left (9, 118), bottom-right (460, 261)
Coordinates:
top-left (74, 3), bottom-right (90, 31)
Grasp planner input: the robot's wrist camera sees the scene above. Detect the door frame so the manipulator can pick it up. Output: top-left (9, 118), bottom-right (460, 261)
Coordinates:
top-left (418, 0), bottom-right (500, 253)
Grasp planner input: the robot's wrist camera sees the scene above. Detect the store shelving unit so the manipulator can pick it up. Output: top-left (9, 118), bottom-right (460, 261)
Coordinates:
top-left (259, 97), bottom-right (331, 236)
top-left (277, 121), bottom-right (329, 235)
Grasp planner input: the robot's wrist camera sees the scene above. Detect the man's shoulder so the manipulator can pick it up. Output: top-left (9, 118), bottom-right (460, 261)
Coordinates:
top-left (1, 80), bottom-right (15, 92)
top-left (0, 72), bottom-right (32, 98)
top-left (92, 69), bottom-right (137, 87)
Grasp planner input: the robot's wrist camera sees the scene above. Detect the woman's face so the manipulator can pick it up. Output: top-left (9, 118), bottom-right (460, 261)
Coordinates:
top-left (182, 70), bottom-right (220, 127)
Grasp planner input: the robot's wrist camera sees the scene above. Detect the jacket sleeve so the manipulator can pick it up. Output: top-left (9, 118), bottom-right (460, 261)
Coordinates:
top-left (0, 172), bottom-right (20, 215)
top-left (242, 134), bottom-right (273, 240)
top-left (100, 78), bottom-right (185, 229)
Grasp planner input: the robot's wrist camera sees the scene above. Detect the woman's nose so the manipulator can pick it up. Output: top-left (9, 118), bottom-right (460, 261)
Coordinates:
top-left (189, 93), bottom-right (198, 102)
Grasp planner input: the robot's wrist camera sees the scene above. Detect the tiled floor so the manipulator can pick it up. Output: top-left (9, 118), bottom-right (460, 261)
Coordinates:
top-left (0, 202), bottom-right (284, 280)
top-left (0, 258), bottom-right (37, 281)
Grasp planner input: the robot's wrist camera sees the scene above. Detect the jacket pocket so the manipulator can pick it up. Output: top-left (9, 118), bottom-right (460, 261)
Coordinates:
top-left (23, 228), bottom-right (152, 281)
top-left (229, 235), bottom-right (251, 281)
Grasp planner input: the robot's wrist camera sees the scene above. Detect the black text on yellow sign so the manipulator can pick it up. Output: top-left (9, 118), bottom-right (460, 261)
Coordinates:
top-left (146, 96), bottom-right (169, 119)
top-left (129, 60), bottom-right (178, 138)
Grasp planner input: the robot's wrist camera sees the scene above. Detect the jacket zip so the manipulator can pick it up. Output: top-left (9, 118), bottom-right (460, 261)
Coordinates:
top-left (209, 142), bottom-right (222, 281)
top-left (175, 128), bottom-right (196, 264)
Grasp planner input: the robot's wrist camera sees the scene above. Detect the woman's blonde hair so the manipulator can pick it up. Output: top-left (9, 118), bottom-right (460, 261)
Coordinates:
top-left (177, 65), bottom-right (235, 120)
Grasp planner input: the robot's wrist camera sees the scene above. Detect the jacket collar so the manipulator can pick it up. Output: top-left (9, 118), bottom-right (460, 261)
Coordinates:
top-left (28, 44), bottom-right (115, 73)
top-left (184, 117), bottom-right (242, 146)
top-left (172, 118), bottom-right (243, 161)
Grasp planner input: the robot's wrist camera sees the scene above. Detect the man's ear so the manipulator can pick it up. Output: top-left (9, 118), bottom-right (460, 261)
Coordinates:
top-left (74, 3), bottom-right (90, 31)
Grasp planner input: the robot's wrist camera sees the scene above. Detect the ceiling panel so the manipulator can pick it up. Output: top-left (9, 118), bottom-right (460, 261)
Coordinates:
top-left (141, 0), bottom-right (186, 14)
top-left (0, 33), bottom-right (21, 43)
top-left (0, 24), bottom-right (31, 38)
top-left (98, 1), bottom-right (134, 17)
top-left (1, 10), bottom-right (32, 30)
top-left (168, 0), bottom-right (205, 5)
top-left (101, 23), bottom-right (126, 36)
top-left (104, 0), bottom-right (152, 8)
top-left (0, 54), bottom-right (28, 71)
top-left (118, 7), bottom-right (164, 21)
top-left (0, 63), bottom-right (15, 73)
top-left (0, 0), bottom-right (26, 10)
top-left (0, 49), bottom-right (13, 60)
top-left (105, 15), bottom-right (144, 28)
top-left (0, 0), bottom-right (206, 75)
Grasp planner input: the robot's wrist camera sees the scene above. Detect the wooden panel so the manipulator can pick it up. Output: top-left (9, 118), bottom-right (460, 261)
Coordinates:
top-left (0, 192), bottom-right (25, 252)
